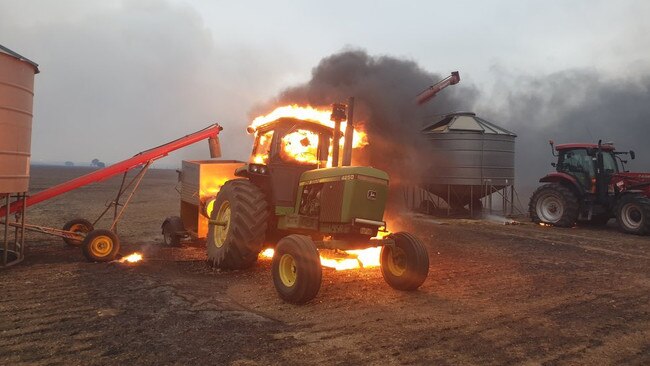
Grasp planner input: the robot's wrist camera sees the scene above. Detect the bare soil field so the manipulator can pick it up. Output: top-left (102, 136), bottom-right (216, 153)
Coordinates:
top-left (2, 166), bottom-right (649, 365)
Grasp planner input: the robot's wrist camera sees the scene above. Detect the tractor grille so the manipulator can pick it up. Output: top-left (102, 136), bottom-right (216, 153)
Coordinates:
top-left (320, 181), bottom-right (345, 222)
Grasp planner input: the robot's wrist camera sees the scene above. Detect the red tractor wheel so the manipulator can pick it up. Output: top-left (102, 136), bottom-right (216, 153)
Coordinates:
top-left (616, 194), bottom-right (650, 235)
top-left (529, 183), bottom-right (580, 227)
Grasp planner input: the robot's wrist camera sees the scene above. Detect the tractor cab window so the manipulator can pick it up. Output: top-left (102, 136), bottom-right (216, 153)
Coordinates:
top-left (558, 148), bottom-right (595, 188)
top-left (602, 152), bottom-right (619, 174)
top-left (279, 128), bottom-right (321, 165)
top-left (251, 130), bottom-right (274, 164)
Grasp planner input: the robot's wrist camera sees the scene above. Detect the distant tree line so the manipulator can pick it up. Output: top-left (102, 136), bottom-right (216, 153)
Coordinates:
top-left (91, 158), bottom-right (106, 168)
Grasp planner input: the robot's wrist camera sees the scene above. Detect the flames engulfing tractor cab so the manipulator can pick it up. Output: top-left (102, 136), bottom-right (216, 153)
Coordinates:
top-left (529, 141), bottom-right (650, 235)
top-left (206, 104), bottom-right (429, 304)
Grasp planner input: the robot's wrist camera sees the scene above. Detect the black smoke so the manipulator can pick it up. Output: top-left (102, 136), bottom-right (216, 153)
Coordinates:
top-left (483, 70), bottom-right (650, 203)
top-left (251, 49), bottom-right (479, 188)
top-left (253, 49), bottom-right (650, 212)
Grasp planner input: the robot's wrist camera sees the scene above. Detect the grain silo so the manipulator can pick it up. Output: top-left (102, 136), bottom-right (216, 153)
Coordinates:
top-left (417, 112), bottom-right (516, 215)
top-left (0, 44), bottom-right (38, 267)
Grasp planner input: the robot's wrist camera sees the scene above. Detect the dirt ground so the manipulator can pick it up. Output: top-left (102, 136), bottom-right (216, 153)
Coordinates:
top-left (2, 166), bottom-right (649, 365)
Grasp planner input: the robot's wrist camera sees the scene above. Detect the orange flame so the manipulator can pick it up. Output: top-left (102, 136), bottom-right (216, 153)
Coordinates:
top-left (119, 252), bottom-right (143, 263)
top-left (249, 105), bottom-right (368, 166)
top-left (539, 223), bottom-right (552, 227)
top-left (259, 247), bottom-right (381, 271)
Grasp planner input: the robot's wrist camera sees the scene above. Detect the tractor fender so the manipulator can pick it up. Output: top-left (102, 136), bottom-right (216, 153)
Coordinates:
top-left (234, 165), bottom-right (250, 178)
top-left (539, 172), bottom-right (585, 197)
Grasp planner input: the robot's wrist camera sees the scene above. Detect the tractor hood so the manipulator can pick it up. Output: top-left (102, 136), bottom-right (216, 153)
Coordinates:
top-left (300, 166), bottom-right (389, 185)
top-left (612, 172), bottom-right (650, 194)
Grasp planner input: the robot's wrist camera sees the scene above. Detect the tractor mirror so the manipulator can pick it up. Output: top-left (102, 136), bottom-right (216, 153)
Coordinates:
top-left (630, 150), bottom-right (636, 160)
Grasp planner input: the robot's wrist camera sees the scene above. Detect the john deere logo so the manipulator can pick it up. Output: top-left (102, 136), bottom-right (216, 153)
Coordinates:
top-left (367, 190), bottom-right (377, 200)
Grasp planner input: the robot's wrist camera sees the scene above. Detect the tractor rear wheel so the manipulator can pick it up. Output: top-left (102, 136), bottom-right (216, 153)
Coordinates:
top-left (381, 232), bottom-right (429, 291)
top-left (271, 235), bottom-right (322, 304)
top-left (206, 179), bottom-right (269, 269)
top-left (616, 194), bottom-right (650, 235)
top-left (82, 229), bottom-right (120, 262)
top-left (62, 218), bottom-right (94, 246)
top-left (529, 183), bottom-right (579, 227)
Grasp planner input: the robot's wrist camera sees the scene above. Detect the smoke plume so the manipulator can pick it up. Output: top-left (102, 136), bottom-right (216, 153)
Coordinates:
top-left (252, 49), bottom-right (478, 190)
top-left (482, 70), bottom-right (650, 202)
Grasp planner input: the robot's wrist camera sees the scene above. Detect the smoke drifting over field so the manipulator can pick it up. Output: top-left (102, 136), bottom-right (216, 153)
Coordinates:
top-left (252, 49), bottom-right (479, 185)
top-left (483, 70), bottom-right (650, 196)
top-left (256, 50), bottom-right (650, 205)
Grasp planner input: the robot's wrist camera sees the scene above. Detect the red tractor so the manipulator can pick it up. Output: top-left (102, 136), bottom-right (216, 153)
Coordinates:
top-left (529, 140), bottom-right (650, 235)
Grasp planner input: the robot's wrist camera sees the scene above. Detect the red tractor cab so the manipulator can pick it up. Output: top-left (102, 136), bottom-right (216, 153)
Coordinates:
top-left (529, 141), bottom-right (650, 235)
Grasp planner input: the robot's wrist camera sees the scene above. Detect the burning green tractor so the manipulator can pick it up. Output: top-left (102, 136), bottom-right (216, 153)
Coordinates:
top-left (206, 102), bottom-right (429, 304)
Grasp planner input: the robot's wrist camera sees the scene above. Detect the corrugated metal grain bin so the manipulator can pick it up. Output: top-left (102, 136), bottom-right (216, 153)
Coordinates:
top-left (0, 45), bottom-right (39, 193)
top-left (420, 112), bottom-right (516, 208)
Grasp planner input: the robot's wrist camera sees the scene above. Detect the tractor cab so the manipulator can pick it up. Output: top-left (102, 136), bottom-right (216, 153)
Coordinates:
top-left (530, 140), bottom-right (650, 236)
top-left (554, 143), bottom-right (619, 195)
top-left (240, 117), bottom-right (336, 209)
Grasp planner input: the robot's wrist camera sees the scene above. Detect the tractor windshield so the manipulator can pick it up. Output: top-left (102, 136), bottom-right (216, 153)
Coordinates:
top-left (558, 148), bottom-right (595, 188)
top-left (251, 130), bottom-right (273, 164)
top-left (279, 128), bottom-right (320, 164)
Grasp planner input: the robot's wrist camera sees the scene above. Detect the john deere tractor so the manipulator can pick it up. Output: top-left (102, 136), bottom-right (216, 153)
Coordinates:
top-left (529, 140), bottom-right (650, 235)
top-left (206, 103), bottom-right (429, 304)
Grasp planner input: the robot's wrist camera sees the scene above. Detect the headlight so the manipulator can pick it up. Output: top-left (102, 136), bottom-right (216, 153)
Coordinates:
top-left (259, 166), bottom-right (267, 174)
top-left (250, 165), bottom-right (259, 173)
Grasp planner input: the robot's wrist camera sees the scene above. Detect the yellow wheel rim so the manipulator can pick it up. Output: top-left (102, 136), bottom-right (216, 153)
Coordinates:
top-left (386, 247), bottom-right (407, 276)
top-left (213, 201), bottom-right (231, 248)
top-left (89, 235), bottom-right (113, 257)
top-left (278, 254), bottom-right (297, 287)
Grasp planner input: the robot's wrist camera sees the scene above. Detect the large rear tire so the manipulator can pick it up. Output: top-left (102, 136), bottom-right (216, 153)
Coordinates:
top-left (616, 194), bottom-right (650, 235)
top-left (62, 218), bottom-right (94, 247)
top-left (529, 183), bottom-right (579, 227)
top-left (206, 179), bottom-right (269, 269)
top-left (381, 232), bottom-right (429, 291)
top-left (271, 235), bottom-right (322, 304)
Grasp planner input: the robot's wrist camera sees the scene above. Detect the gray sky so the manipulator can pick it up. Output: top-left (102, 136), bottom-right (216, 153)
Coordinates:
top-left (1, 0), bottom-right (649, 169)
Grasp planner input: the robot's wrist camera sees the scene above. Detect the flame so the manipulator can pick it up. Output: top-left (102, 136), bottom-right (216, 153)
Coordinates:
top-left (249, 105), bottom-right (368, 166)
top-left (539, 223), bottom-right (552, 227)
top-left (259, 247), bottom-right (381, 271)
top-left (119, 252), bottom-right (143, 263)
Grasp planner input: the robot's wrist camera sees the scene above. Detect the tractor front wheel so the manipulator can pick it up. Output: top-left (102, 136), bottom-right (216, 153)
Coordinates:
top-left (82, 229), bottom-right (120, 262)
top-left (529, 183), bottom-right (579, 227)
top-left (62, 218), bottom-right (94, 246)
top-left (271, 235), bottom-right (322, 304)
top-left (616, 195), bottom-right (650, 235)
top-left (381, 232), bottom-right (429, 291)
top-left (206, 179), bottom-right (269, 269)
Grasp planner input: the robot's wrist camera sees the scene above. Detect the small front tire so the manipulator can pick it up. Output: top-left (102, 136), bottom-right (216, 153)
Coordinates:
top-left (616, 195), bottom-right (650, 235)
top-left (82, 229), bottom-right (120, 262)
top-left (381, 232), bottom-right (429, 291)
top-left (161, 216), bottom-right (184, 247)
top-left (271, 235), bottom-right (322, 304)
top-left (62, 218), bottom-right (94, 246)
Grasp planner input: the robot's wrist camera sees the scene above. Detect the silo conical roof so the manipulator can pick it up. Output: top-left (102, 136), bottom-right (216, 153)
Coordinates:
top-left (422, 112), bottom-right (516, 136)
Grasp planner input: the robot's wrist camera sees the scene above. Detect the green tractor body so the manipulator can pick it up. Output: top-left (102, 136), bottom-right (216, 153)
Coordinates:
top-left (206, 108), bottom-right (429, 304)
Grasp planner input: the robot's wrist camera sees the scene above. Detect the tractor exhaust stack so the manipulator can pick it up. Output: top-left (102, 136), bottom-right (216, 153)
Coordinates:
top-left (342, 97), bottom-right (355, 166)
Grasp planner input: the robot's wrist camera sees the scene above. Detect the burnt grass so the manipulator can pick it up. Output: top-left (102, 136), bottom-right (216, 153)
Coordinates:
top-left (1, 167), bottom-right (649, 365)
